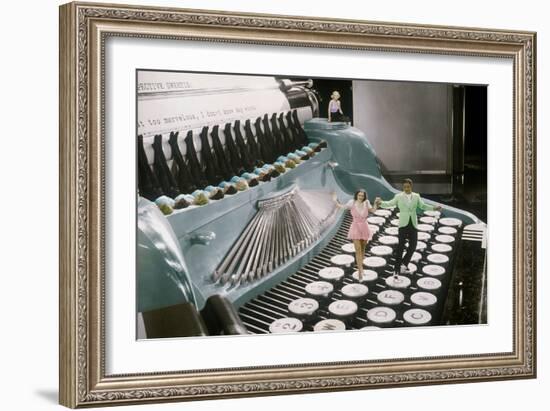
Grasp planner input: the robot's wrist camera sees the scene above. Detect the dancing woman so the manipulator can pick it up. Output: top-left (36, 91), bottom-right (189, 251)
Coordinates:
top-left (332, 190), bottom-right (377, 281)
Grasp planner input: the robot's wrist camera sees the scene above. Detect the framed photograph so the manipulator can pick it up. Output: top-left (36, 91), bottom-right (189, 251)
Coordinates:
top-left (59, 1), bottom-right (536, 408)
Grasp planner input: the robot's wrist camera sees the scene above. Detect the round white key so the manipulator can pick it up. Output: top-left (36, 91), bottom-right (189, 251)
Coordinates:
top-left (422, 264), bottom-right (446, 276)
top-left (352, 270), bottom-right (378, 282)
top-left (318, 267), bottom-right (345, 281)
top-left (363, 256), bottom-right (386, 268)
top-left (438, 226), bottom-right (458, 235)
top-left (385, 275), bottom-right (412, 289)
top-left (328, 300), bottom-right (358, 317)
top-left (439, 217), bottom-right (462, 227)
top-left (415, 241), bottom-right (427, 251)
top-left (269, 317), bottom-right (303, 333)
top-left (375, 209), bottom-right (392, 217)
top-left (411, 292), bottom-right (438, 307)
top-left (403, 308), bottom-right (432, 325)
top-left (435, 234), bottom-right (455, 244)
top-left (331, 254), bottom-right (355, 266)
top-left (405, 262), bottom-right (418, 273)
top-left (367, 307), bottom-right (397, 324)
top-left (427, 253), bottom-right (449, 264)
top-left (305, 281), bottom-right (334, 297)
top-left (432, 243), bottom-right (452, 253)
top-left (420, 216), bottom-right (437, 225)
top-left (390, 219), bottom-right (400, 226)
top-left (341, 283), bottom-right (369, 298)
top-left (341, 243), bottom-right (356, 253)
top-left (402, 249), bottom-right (422, 263)
top-left (367, 216), bottom-right (386, 225)
top-left (314, 319), bottom-right (346, 332)
top-left (417, 223), bottom-right (434, 232)
top-left (369, 224), bottom-right (380, 234)
top-left (379, 235), bottom-right (399, 246)
top-left (418, 232), bottom-right (431, 241)
top-left (384, 227), bottom-right (398, 236)
top-left (377, 290), bottom-right (405, 305)
top-left (361, 326), bottom-right (381, 330)
top-left (371, 245), bottom-right (393, 256)
top-left (417, 277), bottom-right (442, 291)
top-left (288, 298), bottom-right (319, 315)
top-left (424, 210), bottom-right (441, 217)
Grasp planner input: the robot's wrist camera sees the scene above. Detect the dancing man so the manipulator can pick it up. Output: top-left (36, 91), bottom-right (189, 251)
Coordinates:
top-left (375, 179), bottom-right (442, 279)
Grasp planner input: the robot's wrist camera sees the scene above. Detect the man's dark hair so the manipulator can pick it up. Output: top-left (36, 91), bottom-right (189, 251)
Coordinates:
top-left (403, 178), bottom-right (413, 185)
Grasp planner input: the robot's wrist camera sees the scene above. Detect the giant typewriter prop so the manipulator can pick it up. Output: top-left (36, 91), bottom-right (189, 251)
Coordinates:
top-left (136, 72), bottom-right (487, 338)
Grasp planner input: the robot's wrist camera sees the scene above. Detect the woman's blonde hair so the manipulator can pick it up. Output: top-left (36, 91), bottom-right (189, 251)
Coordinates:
top-left (331, 90), bottom-right (340, 99)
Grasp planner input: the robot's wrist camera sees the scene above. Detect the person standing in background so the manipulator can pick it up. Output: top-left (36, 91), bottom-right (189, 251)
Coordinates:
top-left (328, 90), bottom-right (344, 122)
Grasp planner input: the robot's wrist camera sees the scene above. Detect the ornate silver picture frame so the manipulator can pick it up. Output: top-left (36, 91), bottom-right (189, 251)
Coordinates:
top-left (59, 1), bottom-right (536, 408)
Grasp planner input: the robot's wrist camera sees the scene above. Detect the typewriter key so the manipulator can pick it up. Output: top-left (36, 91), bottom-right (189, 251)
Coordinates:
top-left (438, 226), bottom-right (458, 235)
top-left (390, 219), bottom-right (400, 226)
top-left (417, 223), bottom-right (435, 232)
top-left (318, 267), bottom-right (345, 283)
top-left (435, 234), bottom-right (455, 244)
top-left (367, 306), bottom-right (397, 325)
top-left (341, 243), bottom-right (356, 253)
top-left (439, 217), bottom-right (462, 227)
top-left (341, 283), bottom-right (369, 304)
top-left (422, 264), bottom-right (446, 277)
top-left (378, 235), bottom-right (399, 246)
top-left (288, 298), bottom-right (319, 323)
top-left (305, 281), bottom-right (334, 302)
top-left (410, 292), bottom-right (438, 309)
top-left (367, 216), bottom-right (386, 226)
top-left (371, 245), bottom-right (393, 257)
top-left (403, 308), bottom-right (432, 326)
top-left (427, 253), bottom-right (449, 264)
top-left (417, 232), bottom-right (431, 242)
top-left (352, 270), bottom-right (378, 282)
top-left (424, 210), bottom-right (441, 218)
top-left (384, 227), bottom-right (399, 236)
top-left (377, 289), bottom-right (405, 306)
top-left (363, 256), bottom-right (387, 270)
top-left (417, 277), bottom-right (442, 292)
top-left (330, 254), bottom-right (355, 269)
top-left (269, 317), bottom-right (303, 333)
top-left (375, 209), bottom-right (392, 218)
top-left (385, 275), bottom-right (412, 289)
top-left (419, 216), bottom-right (437, 225)
top-left (313, 319), bottom-right (346, 332)
top-left (431, 243), bottom-right (453, 253)
top-left (328, 300), bottom-right (359, 323)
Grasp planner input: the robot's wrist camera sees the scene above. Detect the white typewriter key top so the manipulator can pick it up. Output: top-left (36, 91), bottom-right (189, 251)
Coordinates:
top-left (424, 210), bottom-right (441, 218)
top-left (420, 216), bottom-right (437, 225)
top-left (288, 298), bottom-right (319, 316)
top-left (328, 300), bottom-right (358, 317)
top-left (438, 226), bottom-right (458, 235)
top-left (417, 223), bottom-right (435, 232)
top-left (411, 292), bottom-right (438, 307)
top-left (417, 277), bottom-right (442, 291)
top-left (369, 224), bottom-right (380, 234)
top-left (379, 235), bottom-right (399, 246)
top-left (439, 217), bottom-right (462, 227)
top-left (341, 283), bottom-right (369, 298)
top-left (313, 319), bottom-right (346, 332)
top-left (427, 253), bottom-right (449, 264)
top-left (367, 216), bottom-right (386, 225)
top-left (432, 243), bottom-right (453, 253)
top-left (377, 290), bottom-right (405, 305)
top-left (352, 270), bottom-right (378, 282)
top-left (390, 219), bottom-right (400, 226)
top-left (330, 254), bottom-right (355, 266)
top-left (385, 275), bottom-right (412, 289)
top-left (361, 326), bottom-right (381, 330)
top-left (341, 243), bottom-right (356, 253)
top-left (406, 262), bottom-right (418, 274)
top-left (375, 209), bottom-right (392, 217)
top-left (403, 308), bottom-right (432, 325)
top-left (318, 267), bottom-right (345, 282)
top-left (305, 281), bottom-right (334, 297)
top-left (415, 241), bottom-right (427, 251)
top-left (422, 264), bottom-right (446, 276)
top-left (269, 317), bottom-right (303, 333)
top-left (418, 232), bottom-right (431, 241)
top-left (384, 227), bottom-right (399, 236)
top-left (371, 245), bottom-right (393, 256)
top-left (435, 234), bottom-right (455, 244)
top-left (363, 256), bottom-right (387, 268)
top-left (367, 307), bottom-right (397, 324)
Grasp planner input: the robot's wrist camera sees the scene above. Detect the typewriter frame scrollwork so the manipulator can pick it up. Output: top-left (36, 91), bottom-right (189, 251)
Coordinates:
top-left (59, 1), bottom-right (536, 408)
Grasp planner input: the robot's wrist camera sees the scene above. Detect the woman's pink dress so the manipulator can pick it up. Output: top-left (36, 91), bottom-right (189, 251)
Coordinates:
top-left (346, 200), bottom-right (373, 241)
